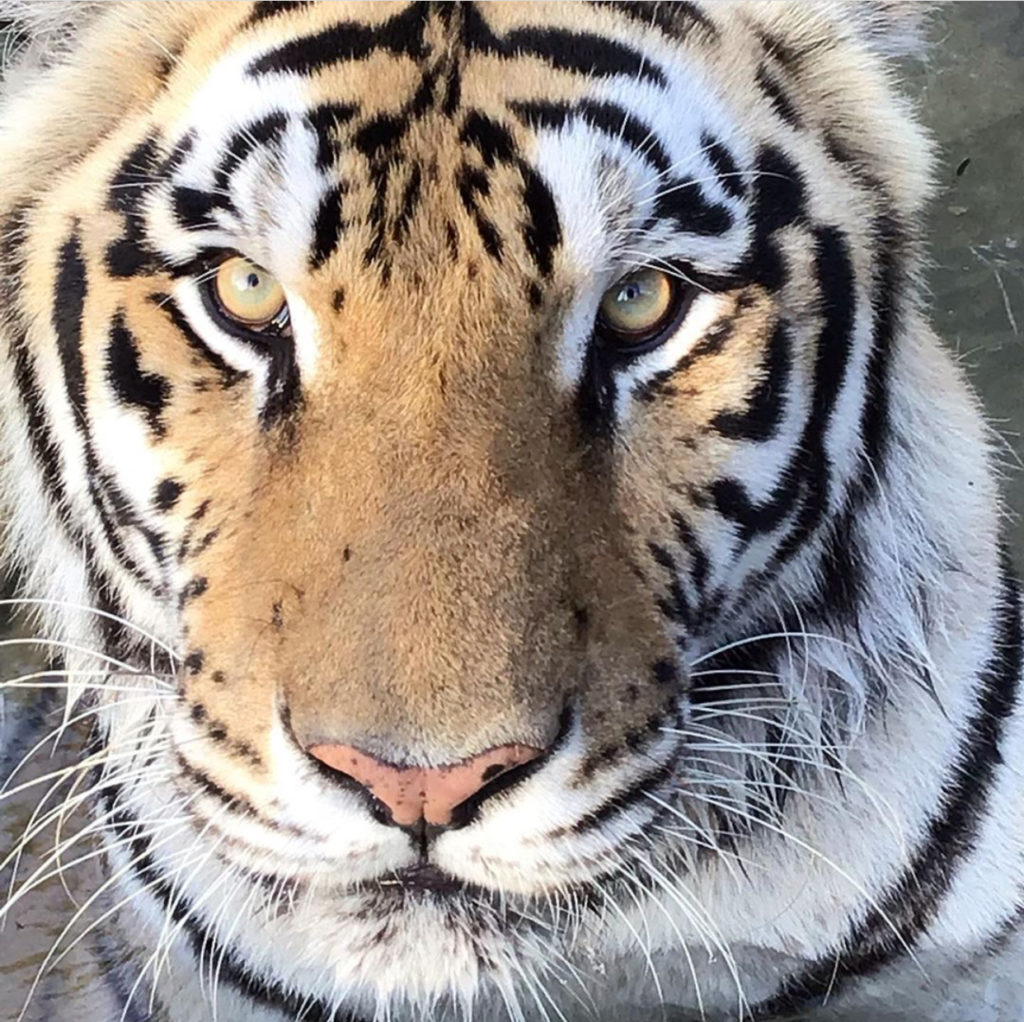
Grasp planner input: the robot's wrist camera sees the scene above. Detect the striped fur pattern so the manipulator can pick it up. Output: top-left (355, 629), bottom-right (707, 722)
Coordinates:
top-left (1, 2), bottom-right (1022, 1020)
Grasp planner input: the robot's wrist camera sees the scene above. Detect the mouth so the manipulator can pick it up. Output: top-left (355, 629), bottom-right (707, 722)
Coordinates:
top-left (376, 863), bottom-right (468, 897)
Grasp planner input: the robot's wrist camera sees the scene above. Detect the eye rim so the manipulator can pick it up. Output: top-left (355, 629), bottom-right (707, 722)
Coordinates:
top-left (595, 265), bottom-right (697, 358)
top-left (197, 252), bottom-right (292, 343)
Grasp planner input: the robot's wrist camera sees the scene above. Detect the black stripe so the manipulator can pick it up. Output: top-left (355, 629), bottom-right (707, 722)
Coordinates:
top-left (306, 101), bottom-right (359, 170)
top-left (96, 785), bottom-right (367, 1022)
top-left (737, 145), bottom-right (807, 292)
top-left (701, 132), bottom-right (745, 200)
top-left (510, 98), bottom-right (670, 176)
top-left (105, 135), bottom-right (161, 278)
top-left (152, 293), bottom-right (244, 387)
top-left (494, 25), bottom-right (666, 87)
top-left (310, 183), bottom-right (347, 268)
top-left (754, 555), bottom-right (1023, 1018)
top-left (593, 1), bottom-right (717, 42)
top-left (248, 2), bottom-right (428, 76)
top-left (106, 312), bottom-right (171, 436)
top-left (456, 163), bottom-right (503, 261)
top-left (54, 232), bottom-right (166, 586)
top-left (213, 113), bottom-right (287, 195)
top-left (2, 210), bottom-right (153, 653)
top-left (649, 542), bottom-right (692, 626)
top-left (714, 226), bottom-right (855, 550)
top-left (755, 64), bottom-right (801, 128)
top-left (2, 207), bottom-right (71, 519)
top-left (519, 163), bottom-right (561, 277)
top-left (672, 511), bottom-right (710, 599)
top-left (53, 233), bottom-right (91, 432)
top-left (459, 111), bottom-right (517, 168)
top-left (770, 225), bottom-right (856, 560)
top-left (859, 214), bottom-right (903, 471)
top-left (392, 162), bottom-right (422, 244)
top-left (711, 320), bottom-right (791, 441)
top-left (243, 0), bottom-right (314, 28)
top-left (652, 175), bottom-right (734, 237)
top-left (171, 186), bottom-right (229, 233)
top-left (563, 757), bottom-right (676, 837)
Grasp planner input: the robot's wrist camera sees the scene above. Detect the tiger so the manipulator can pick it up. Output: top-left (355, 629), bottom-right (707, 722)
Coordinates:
top-left (0, 1), bottom-right (1022, 1020)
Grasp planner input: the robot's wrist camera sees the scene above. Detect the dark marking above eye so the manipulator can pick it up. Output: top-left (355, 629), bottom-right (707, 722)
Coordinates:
top-left (701, 132), bottom-right (745, 200)
top-left (519, 163), bottom-right (560, 277)
top-left (310, 184), bottom-right (347, 269)
top-left (171, 186), bottom-right (229, 232)
top-left (305, 102), bottom-right (359, 170)
top-left (332, 287), bottom-right (346, 311)
top-left (213, 112), bottom-right (287, 194)
top-left (154, 478), bottom-right (184, 512)
top-left (652, 178), bottom-right (733, 236)
top-left (105, 136), bottom-right (162, 278)
top-left (107, 135), bottom-right (161, 218)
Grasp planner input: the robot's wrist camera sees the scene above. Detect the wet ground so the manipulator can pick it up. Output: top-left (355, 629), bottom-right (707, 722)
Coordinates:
top-left (911, 2), bottom-right (1024, 556)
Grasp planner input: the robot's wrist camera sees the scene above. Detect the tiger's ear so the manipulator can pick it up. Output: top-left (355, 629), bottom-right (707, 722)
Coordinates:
top-left (0, 0), bottom-right (105, 74)
top-left (822, 0), bottom-right (934, 58)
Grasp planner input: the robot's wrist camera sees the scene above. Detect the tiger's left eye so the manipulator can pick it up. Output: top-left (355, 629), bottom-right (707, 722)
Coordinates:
top-left (210, 256), bottom-right (289, 332)
top-left (597, 267), bottom-right (692, 352)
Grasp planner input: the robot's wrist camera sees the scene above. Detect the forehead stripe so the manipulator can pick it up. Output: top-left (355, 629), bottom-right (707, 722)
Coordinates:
top-left (247, 3), bottom-right (429, 76)
top-left (509, 98), bottom-right (671, 177)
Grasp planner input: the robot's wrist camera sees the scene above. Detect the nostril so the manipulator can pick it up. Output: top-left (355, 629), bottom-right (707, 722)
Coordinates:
top-left (307, 742), bottom-right (546, 830)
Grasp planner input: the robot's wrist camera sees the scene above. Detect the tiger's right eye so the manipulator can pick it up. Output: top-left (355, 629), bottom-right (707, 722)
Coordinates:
top-left (210, 255), bottom-right (290, 334)
top-left (596, 266), bottom-right (695, 356)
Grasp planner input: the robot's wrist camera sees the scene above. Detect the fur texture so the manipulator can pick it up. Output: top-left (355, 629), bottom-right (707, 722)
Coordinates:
top-left (0, 3), bottom-right (1022, 1021)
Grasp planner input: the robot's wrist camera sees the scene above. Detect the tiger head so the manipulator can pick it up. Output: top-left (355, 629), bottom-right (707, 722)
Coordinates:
top-left (3, 2), bottom-right (994, 1018)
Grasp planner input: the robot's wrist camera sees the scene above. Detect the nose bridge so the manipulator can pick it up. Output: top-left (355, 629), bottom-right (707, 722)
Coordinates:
top-left (275, 361), bottom-right (581, 761)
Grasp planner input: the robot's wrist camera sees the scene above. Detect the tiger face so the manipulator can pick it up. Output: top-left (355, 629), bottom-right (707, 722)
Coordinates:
top-left (8, 3), bottom-right (1015, 1021)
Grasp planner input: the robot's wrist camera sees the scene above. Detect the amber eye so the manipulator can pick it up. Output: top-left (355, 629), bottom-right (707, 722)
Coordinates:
top-left (597, 267), bottom-right (691, 352)
top-left (210, 255), bottom-right (289, 332)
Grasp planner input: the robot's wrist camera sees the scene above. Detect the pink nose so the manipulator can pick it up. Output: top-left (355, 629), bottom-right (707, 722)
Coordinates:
top-left (308, 742), bottom-right (545, 827)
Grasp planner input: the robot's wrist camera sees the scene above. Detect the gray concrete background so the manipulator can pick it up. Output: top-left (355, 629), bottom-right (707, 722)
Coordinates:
top-left (911, 2), bottom-right (1024, 557)
top-left (0, 3), bottom-right (1022, 627)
